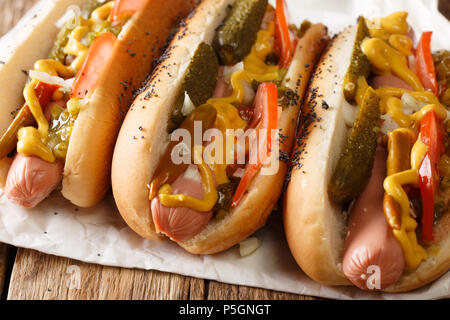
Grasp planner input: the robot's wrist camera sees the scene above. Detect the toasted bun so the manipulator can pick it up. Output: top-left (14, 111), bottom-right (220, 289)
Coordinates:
top-left (62, 0), bottom-right (198, 207)
top-left (283, 26), bottom-right (450, 291)
top-left (0, 0), bottom-right (197, 207)
top-left (112, 0), bottom-right (328, 252)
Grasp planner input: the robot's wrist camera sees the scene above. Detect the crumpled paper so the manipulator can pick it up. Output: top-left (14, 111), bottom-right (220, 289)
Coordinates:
top-left (0, 0), bottom-right (449, 300)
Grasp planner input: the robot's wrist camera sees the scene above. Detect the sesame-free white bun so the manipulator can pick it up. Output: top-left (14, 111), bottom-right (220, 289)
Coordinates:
top-left (111, 0), bottom-right (328, 253)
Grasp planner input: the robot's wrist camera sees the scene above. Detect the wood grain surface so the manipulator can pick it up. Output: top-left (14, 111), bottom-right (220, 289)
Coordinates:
top-left (1, 0), bottom-right (449, 301)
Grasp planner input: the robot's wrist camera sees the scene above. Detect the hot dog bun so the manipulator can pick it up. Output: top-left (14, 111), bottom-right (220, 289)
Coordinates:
top-left (62, 0), bottom-right (198, 207)
top-left (283, 25), bottom-right (450, 292)
top-left (284, 26), bottom-right (355, 286)
top-left (112, 0), bottom-right (328, 252)
top-left (0, 0), bottom-right (198, 207)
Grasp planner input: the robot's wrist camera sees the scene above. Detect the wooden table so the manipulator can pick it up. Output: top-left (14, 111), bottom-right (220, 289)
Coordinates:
top-left (1, 0), bottom-right (449, 301)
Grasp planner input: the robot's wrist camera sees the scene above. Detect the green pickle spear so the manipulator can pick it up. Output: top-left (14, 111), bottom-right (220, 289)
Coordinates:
top-left (328, 87), bottom-right (380, 204)
top-left (343, 17), bottom-right (371, 104)
top-left (168, 42), bottom-right (219, 132)
top-left (213, 0), bottom-right (268, 65)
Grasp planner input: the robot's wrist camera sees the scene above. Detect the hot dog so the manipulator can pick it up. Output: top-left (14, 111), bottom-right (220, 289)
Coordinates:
top-left (111, 0), bottom-right (328, 253)
top-left (0, 0), bottom-right (197, 208)
top-left (284, 12), bottom-right (450, 292)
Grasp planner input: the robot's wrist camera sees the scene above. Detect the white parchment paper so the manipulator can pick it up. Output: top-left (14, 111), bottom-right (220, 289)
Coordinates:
top-left (0, 0), bottom-right (449, 300)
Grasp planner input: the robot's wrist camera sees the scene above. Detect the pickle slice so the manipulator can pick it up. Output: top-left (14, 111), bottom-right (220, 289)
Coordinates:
top-left (328, 87), bottom-right (380, 204)
top-left (183, 42), bottom-right (219, 107)
top-left (213, 0), bottom-right (268, 65)
top-left (343, 17), bottom-right (371, 104)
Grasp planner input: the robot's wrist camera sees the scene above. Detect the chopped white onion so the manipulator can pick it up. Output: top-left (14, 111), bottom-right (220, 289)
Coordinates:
top-left (55, 5), bottom-right (81, 29)
top-left (181, 92), bottom-right (196, 116)
top-left (29, 70), bottom-right (74, 90)
top-left (239, 237), bottom-right (261, 257)
top-left (380, 113), bottom-right (399, 134)
top-left (223, 62), bottom-right (244, 83)
top-left (401, 92), bottom-right (426, 114)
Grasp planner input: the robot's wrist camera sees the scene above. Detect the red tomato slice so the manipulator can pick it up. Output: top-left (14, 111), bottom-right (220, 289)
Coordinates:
top-left (416, 32), bottom-right (439, 96)
top-left (70, 32), bottom-right (117, 99)
top-left (418, 110), bottom-right (445, 242)
top-left (110, 0), bottom-right (146, 24)
top-left (231, 82), bottom-right (278, 208)
top-left (274, 0), bottom-right (294, 69)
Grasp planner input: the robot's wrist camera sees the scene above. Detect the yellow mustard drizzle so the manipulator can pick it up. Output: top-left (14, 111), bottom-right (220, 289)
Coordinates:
top-left (203, 101), bottom-right (246, 186)
top-left (362, 12), bottom-right (424, 94)
top-left (18, 1), bottom-right (115, 161)
top-left (158, 146), bottom-right (218, 212)
top-left (359, 12), bottom-right (444, 271)
top-left (17, 127), bottom-right (55, 163)
top-left (91, 1), bottom-right (115, 21)
top-left (64, 25), bottom-right (90, 72)
top-left (379, 11), bottom-right (409, 35)
top-left (376, 87), bottom-right (442, 114)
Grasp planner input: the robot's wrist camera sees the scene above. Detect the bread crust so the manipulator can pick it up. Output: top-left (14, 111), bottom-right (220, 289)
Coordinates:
top-left (111, 0), bottom-right (328, 252)
top-left (0, 0), bottom-right (198, 207)
top-left (283, 25), bottom-right (450, 291)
